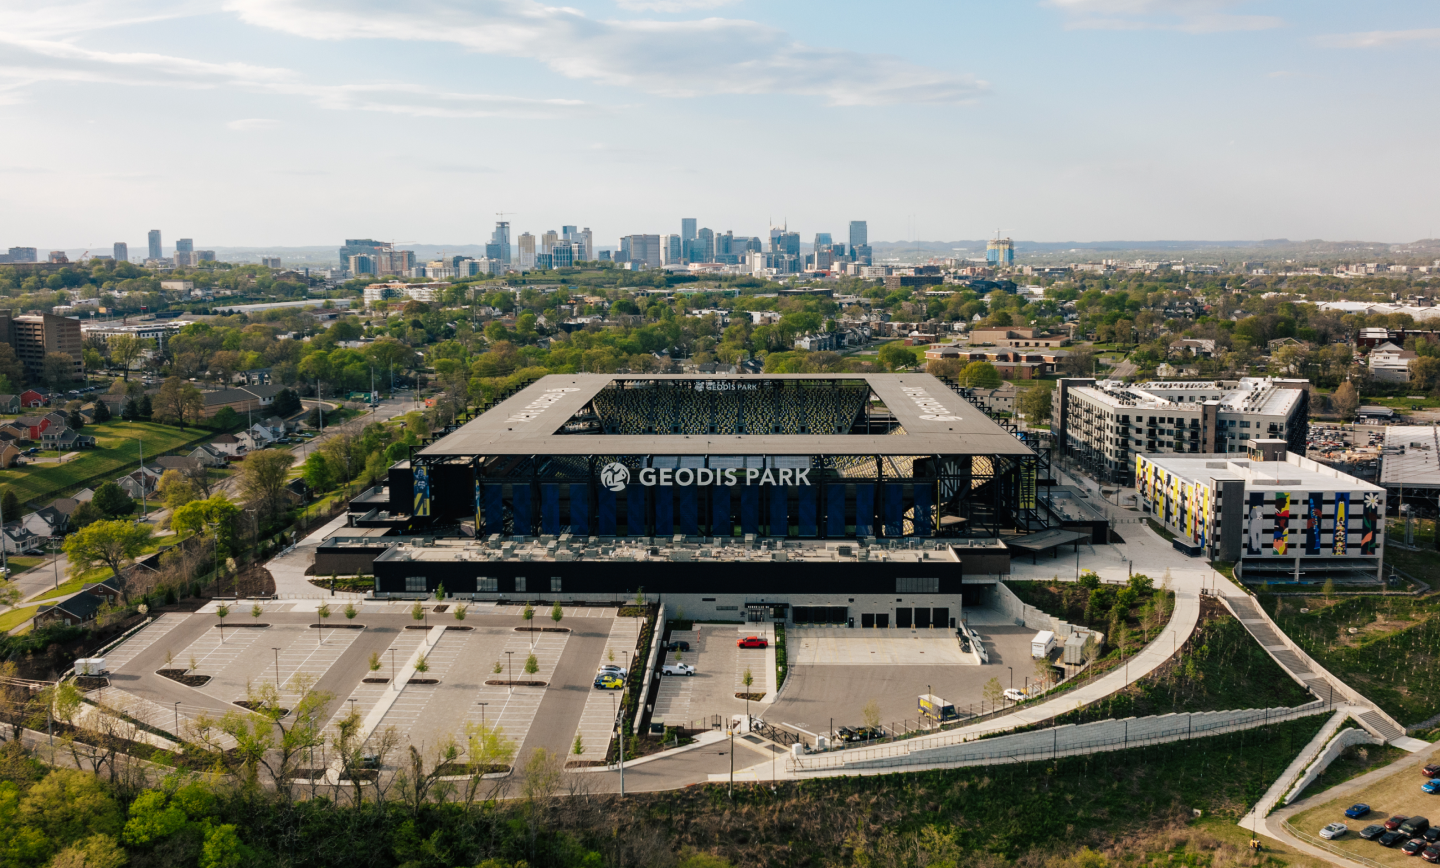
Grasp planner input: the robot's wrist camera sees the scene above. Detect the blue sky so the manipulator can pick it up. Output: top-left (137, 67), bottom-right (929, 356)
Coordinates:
top-left (1, 0), bottom-right (1437, 249)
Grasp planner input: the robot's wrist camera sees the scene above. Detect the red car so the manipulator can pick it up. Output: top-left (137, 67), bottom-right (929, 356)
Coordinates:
top-left (1424, 765), bottom-right (1440, 778)
top-left (1387, 816), bottom-right (1410, 831)
top-left (737, 636), bottom-right (768, 649)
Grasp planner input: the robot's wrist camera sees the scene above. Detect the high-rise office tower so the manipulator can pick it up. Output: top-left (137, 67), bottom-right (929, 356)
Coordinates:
top-left (551, 241), bottom-right (576, 269)
top-left (339, 239), bottom-right (388, 273)
top-left (562, 225), bottom-right (578, 241)
top-left (5, 248), bottom-right (37, 263)
top-left (814, 232), bottom-right (833, 250)
top-left (681, 218), bottom-right (697, 245)
top-left (0, 312), bottom-right (83, 383)
top-left (486, 222), bottom-right (511, 263)
top-left (697, 228), bottom-right (715, 263)
top-left (176, 238), bottom-right (193, 255)
top-left (662, 234), bottom-right (683, 266)
top-left (147, 230), bottom-right (162, 260)
top-left (776, 232), bottom-right (800, 257)
top-left (620, 235), bottom-right (661, 268)
top-left (579, 228), bottom-right (593, 261)
top-left (540, 230), bottom-right (559, 255)
top-left (517, 233), bottom-right (537, 270)
top-left (848, 221), bottom-right (867, 250)
top-left (113, 242), bottom-right (128, 263)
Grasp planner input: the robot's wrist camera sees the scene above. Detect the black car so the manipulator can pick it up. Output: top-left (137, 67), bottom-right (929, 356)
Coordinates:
top-left (665, 641), bottom-right (691, 652)
top-left (1361, 824), bottom-right (1388, 840)
top-left (1404, 838), bottom-right (1429, 856)
top-left (1381, 831), bottom-right (1409, 847)
top-left (1424, 827), bottom-right (1440, 844)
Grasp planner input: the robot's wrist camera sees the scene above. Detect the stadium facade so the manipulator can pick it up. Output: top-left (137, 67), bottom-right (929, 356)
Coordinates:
top-left (354, 373), bottom-right (1048, 623)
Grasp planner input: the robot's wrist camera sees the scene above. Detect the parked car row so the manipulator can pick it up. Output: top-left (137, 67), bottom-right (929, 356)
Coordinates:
top-left (1337, 808), bottom-right (1440, 860)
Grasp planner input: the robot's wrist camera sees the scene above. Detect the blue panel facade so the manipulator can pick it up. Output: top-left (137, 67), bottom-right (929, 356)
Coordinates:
top-left (677, 485), bottom-right (698, 535)
top-left (770, 484), bottom-right (787, 537)
top-left (568, 484), bottom-right (589, 535)
top-left (914, 483), bottom-right (932, 536)
top-left (884, 484), bottom-right (904, 536)
top-left (512, 484), bottom-right (532, 535)
top-left (827, 485), bottom-right (846, 537)
top-left (597, 486), bottom-right (617, 535)
top-left (541, 484), bottom-right (560, 535)
top-left (483, 484), bottom-right (504, 535)
top-left (741, 485), bottom-right (760, 535)
top-left (713, 486), bottom-right (731, 536)
top-left (654, 486), bottom-right (674, 536)
top-left (797, 485), bottom-right (817, 537)
top-left (854, 484), bottom-right (874, 536)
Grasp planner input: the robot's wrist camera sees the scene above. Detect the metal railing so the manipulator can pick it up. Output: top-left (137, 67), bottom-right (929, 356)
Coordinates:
top-left (788, 701), bottom-right (1327, 772)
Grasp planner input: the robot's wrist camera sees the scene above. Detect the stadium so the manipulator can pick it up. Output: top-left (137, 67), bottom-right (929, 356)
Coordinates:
top-left (348, 373), bottom-right (1053, 624)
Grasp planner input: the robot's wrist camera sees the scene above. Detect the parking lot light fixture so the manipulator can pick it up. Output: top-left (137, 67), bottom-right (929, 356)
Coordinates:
top-left (506, 651), bottom-right (515, 693)
top-left (477, 701), bottom-right (487, 730)
top-left (272, 648), bottom-right (280, 690)
top-left (391, 648), bottom-right (397, 691)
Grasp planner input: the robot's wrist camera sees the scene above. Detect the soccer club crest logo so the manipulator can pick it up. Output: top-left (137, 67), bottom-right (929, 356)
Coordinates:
top-left (599, 462), bottom-right (630, 492)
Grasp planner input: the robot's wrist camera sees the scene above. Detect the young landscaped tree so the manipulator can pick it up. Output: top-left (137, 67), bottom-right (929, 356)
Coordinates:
top-left (414, 654), bottom-right (429, 675)
top-left (742, 666), bottom-right (754, 725)
top-left (317, 603), bottom-right (331, 644)
top-left (453, 603), bottom-right (468, 623)
top-left (251, 602), bottom-right (264, 623)
top-left (63, 520), bottom-right (153, 603)
top-left (524, 654), bottom-right (538, 676)
top-left (368, 652), bottom-right (383, 677)
top-left (492, 661), bottom-right (502, 675)
top-left (862, 698), bottom-right (882, 733)
top-left (982, 676), bottom-right (1005, 711)
top-left (412, 600), bottom-right (426, 630)
top-left (550, 601), bottom-right (563, 630)
top-left (344, 602), bottom-right (358, 625)
top-left (572, 733), bottom-right (584, 758)
top-left (435, 583), bottom-right (446, 602)
top-left (216, 604), bottom-right (230, 642)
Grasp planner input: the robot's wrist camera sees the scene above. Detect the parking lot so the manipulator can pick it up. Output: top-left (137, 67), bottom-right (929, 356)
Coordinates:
top-left (102, 601), bottom-right (647, 769)
top-left (1291, 748), bottom-right (1440, 865)
top-left (651, 624), bottom-right (772, 729)
top-left (763, 609), bottom-right (1037, 739)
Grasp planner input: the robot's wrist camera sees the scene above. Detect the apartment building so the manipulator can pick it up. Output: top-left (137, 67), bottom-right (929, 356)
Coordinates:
top-left (1053, 377), bottom-right (1310, 485)
top-left (0, 313), bottom-right (83, 383)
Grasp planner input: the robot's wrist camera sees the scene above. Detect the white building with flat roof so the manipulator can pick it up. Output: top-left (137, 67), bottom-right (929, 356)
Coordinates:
top-left (1137, 440), bottom-right (1384, 586)
top-left (1054, 377), bottom-right (1310, 485)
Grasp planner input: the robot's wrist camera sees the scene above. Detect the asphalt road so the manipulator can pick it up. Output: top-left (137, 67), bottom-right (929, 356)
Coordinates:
top-left (517, 617), bottom-right (614, 761)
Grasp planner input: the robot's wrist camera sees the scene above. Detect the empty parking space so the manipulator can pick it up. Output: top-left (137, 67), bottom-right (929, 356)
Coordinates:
top-left (788, 627), bottom-right (971, 666)
top-left (570, 615), bottom-right (643, 762)
top-left (764, 621), bottom-right (1036, 738)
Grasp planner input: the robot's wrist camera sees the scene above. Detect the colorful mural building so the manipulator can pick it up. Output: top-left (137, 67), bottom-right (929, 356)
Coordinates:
top-left (1136, 439), bottom-right (1385, 587)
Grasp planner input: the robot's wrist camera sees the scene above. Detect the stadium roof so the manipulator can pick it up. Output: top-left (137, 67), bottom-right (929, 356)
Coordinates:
top-left (1380, 425), bottom-right (1440, 489)
top-left (419, 373), bottom-right (1034, 458)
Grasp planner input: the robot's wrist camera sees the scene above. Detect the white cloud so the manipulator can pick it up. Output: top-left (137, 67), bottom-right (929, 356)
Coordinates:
top-left (1317, 28), bottom-right (1440, 49)
top-left (0, 34), bottom-right (596, 118)
top-left (1045, 0), bottom-right (1282, 33)
top-left (613, 0), bottom-right (740, 11)
top-left (222, 0), bottom-right (985, 106)
top-left (226, 117), bottom-right (279, 129)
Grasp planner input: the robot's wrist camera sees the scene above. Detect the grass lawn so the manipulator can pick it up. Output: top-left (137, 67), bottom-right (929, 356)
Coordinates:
top-left (5, 556), bottom-right (45, 573)
top-left (1263, 590), bottom-right (1440, 726)
top-left (0, 421), bottom-right (215, 508)
top-left (0, 605), bottom-right (39, 632)
top-left (1293, 740), bottom-right (1409, 803)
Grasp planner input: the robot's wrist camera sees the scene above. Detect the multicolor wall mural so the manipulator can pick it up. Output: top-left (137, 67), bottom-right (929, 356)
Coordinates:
top-left (1136, 455), bottom-right (1379, 559)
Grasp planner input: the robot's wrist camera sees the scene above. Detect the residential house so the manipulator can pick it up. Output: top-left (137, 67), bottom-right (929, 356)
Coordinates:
top-left (1266, 337), bottom-right (1304, 354)
top-left (153, 455), bottom-right (203, 475)
top-left (12, 415), bottom-right (51, 440)
top-left (199, 384), bottom-right (289, 419)
top-left (246, 423), bottom-right (279, 445)
top-left (1169, 339), bottom-right (1217, 359)
top-left (115, 466), bottom-right (161, 500)
top-left (1, 522), bottom-right (43, 554)
top-left (0, 424), bottom-right (27, 445)
top-left (793, 332), bottom-right (838, 352)
top-left (40, 427), bottom-right (96, 450)
top-left (207, 433), bottom-right (245, 457)
top-left (969, 385), bottom-right (1017, 415)
top-left (234, 431), bottom-right (266, 452)
top-left (188, 444), bottom-right (229, 467)
top-left (33, 592), bottom-right (104, 628)
top-left (19, 388), bottom-right (48, 408)
top-left (0, 443), bottom-right (19, 468)
top-left (42, 411), bottom-right (68, 429)
top-left (0, 395), bottom-right (18, 414)
top-left (21, 505), bottom-right (67, 539)
top-left (1368, 341), bottom-right (1416, 383)
top-left (82, 575), bottom-right (124, 606)
top-left (73, 488), bottom-right (95, 502)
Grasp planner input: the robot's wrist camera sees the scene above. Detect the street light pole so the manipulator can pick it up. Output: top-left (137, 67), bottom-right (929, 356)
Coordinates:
top-left (506, 651), bottom-right (514, 693)
top-left (391, 648), bottom-right (397, 691)
top-left (272, 647), bottom-right (280, 690)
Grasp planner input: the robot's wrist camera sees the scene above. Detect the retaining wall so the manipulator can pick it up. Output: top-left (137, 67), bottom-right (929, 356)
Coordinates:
top-left (1285, 725), bottom-right (1381, 805)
